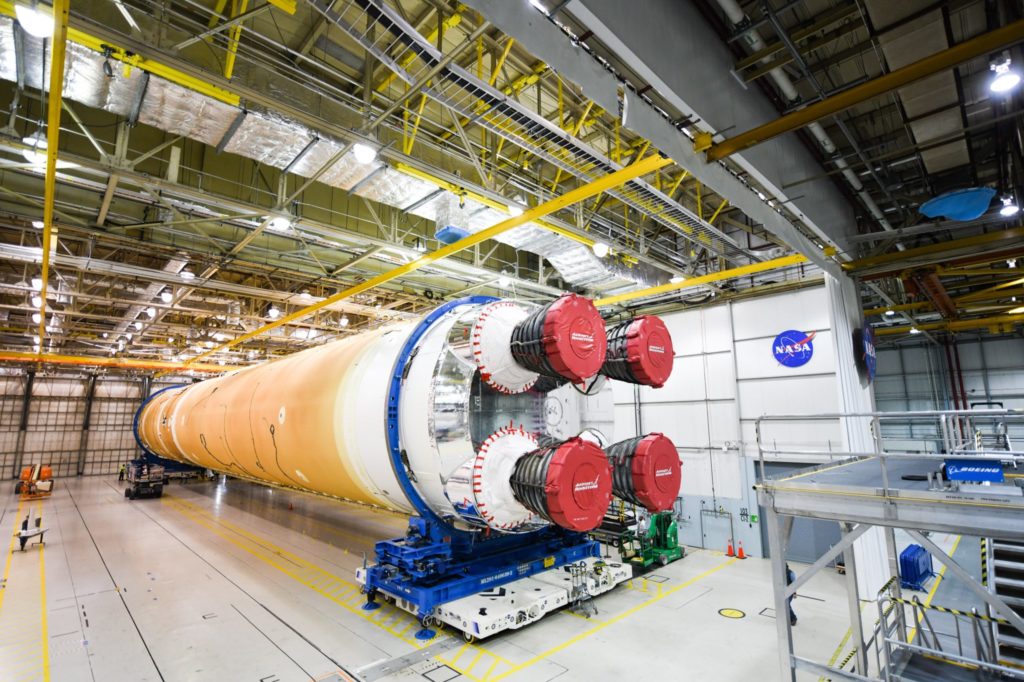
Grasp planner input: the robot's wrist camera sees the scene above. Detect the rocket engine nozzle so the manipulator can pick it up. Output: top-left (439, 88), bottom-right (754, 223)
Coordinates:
top-left (606, 433), bottom-right (681, 512)
top-left (510, 294), bottom-right (607, 384)
top-left (510, 437), bottom-right (613, 532)
top-left (600, 315), bottom-right (674, 388)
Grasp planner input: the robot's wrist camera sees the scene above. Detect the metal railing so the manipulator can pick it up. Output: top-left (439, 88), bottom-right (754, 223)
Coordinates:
top-left (875, 589), bottom-right (1023, 679)
top-left (754, 409), bottom-right (1024, 493)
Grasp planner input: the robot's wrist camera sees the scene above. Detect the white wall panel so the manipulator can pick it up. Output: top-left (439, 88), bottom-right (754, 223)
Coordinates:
top-left (701, 305), bottom-right (733, 352)
top-left (730, 287), bottom-right (829, 341)
top-left (734, 330), bottom-right (836, 379)
top-left (663, 310), bottom-right (703, 354)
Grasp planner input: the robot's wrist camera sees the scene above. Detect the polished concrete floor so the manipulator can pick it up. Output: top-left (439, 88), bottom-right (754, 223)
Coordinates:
top-left (0, 476), bottom-right (867, 681)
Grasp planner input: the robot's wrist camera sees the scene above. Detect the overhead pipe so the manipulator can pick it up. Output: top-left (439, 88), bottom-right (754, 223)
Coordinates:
top-left (713, 0), bottom-right (899, 238)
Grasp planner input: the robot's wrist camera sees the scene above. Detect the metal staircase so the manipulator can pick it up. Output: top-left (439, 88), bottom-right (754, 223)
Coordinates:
top-left (990, 539), bottom-right (1024, 667)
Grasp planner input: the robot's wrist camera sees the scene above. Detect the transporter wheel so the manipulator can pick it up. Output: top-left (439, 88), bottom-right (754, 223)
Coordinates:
top-left (124, 488), bottom-right (130, 498)
top-left (658, 554), bottom-right (669, 567)
top-left (462, 630), bottom-right (477, 643)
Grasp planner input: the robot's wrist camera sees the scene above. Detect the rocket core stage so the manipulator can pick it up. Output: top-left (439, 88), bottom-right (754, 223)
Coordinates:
top-left (135, 295), bottom-right (679, 534)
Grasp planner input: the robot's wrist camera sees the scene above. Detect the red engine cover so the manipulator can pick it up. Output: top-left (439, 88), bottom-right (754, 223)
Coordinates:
top-left (623, 316), bottom-right (674, 388)
top-left (630, 433), bottom-right (682, 512)
top-left (543, 438), bottom-right (613, 532)
top-left (541, 294), bottom-right (608, 383)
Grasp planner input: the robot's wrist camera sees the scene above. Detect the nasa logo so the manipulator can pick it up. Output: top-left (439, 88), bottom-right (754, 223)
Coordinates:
top-left (862, 324), bottom-right (877, 383)
top-left (772, 329), bottom-right (816, 368)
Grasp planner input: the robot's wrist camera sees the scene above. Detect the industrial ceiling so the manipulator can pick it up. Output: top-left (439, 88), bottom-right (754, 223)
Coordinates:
top-left (0, 0), bottom-right (1021, 375)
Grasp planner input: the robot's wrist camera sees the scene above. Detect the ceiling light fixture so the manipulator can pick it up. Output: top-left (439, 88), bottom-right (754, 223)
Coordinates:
top-left (339, 315), bottom-right (349, 327)
top-left (909, 327), bottom-right (922, 335)
top-left (884, 309), bottom-right (896, 317)
top-left (990, 56), bottom-right (1021, 94)
top-left (179, 269), bottom-right (196, 281)
top-left (497, 273), bottom-right (512, 288)
top-left (14, 1), bottom-right (54, 39)
top-left (160, 289), bottom-right (173, 303)
top-left (31, 312), bottom-right (40, 323)
top-left (134, 321), bottom-right (143, 331)
top-left (670, 275), bottom-right (686, 284)
top-left (1009, 305), bottom-right (1024, 314)
top-left (31, 295), bottom-right (42, 307)
top-left (267, 215), bottom-right (292, 232)
top-left (267, 305), bottom-right (281, 320)
top-left (145, 306), bottom-right (156, 318)
top-left (1009, 258), bottom-right (1018, 269)
top-left (592, 241), bottom-right (610, 258)
top-left (1000, 195), bottom-right (1019, 217)
top-left (507, 203), bottom-right (524, 217)
top-left (31, 220), bottom-right (43, 229)
top-left (352, 142), bottom-right (378, 164)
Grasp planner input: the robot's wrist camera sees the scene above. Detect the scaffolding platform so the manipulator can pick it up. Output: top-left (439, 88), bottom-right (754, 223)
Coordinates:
top-left (762, 455), bottom-right (1024, 540)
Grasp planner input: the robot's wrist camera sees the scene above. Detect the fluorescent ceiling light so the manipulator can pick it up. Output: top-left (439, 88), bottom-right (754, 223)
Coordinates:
top-left (14, 1), bottom-right (54, 39)
top-left (670, 275), bottom-right (686, 284)
top-left (267, 215), bottom-right (292, 232)
top-left (1000, 196), bottom-right (1019, 217)
top-left (1009, 306), bottom-right (1024, 314)
top-left (179, 269), bottom-right (195, 281)
top-left (990, 59), bottom-right (1021, 93)
top-left (352, 143), bottom-right (378, 164)
top-left (31, 220), bottom-right (43, 229)
top-left (909, 327), bottom-right (921, 335)
top-left (507, 204), bottom-right (524, 217)
top-left (592, 241), bottom-right (610, 258)
top-left (884, 309), bottom-right (895, 317)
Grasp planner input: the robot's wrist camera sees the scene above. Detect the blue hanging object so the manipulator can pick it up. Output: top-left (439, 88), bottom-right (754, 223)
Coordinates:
top-left (919, 187), bottom-right (996, 221)
top-left (435, 224), bottom-right (471, 244)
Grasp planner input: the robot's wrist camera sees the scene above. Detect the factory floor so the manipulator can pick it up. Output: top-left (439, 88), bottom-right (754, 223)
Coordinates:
top-left (2, 477), bottom-right (862, 682)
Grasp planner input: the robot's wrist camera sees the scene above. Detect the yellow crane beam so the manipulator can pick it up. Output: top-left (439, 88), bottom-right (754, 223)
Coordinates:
top-left (875, 314), bottom-right (1024, 336)
top-left (594, 253), bottom-right (809, 308)
top-left (0, 351), bottom-right (235, 373)
top-left (707, 19), bottom-right (1024, 162)
top-left (36, 0), bottom-right (70, 356)
top-left (177, 154), bottom-right (673, 367)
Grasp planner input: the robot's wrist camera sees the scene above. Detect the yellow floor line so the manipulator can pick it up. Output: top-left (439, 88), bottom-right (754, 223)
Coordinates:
top-left (163, 495), bottom-right (510, 681)
top-left (38, 500), bottom-right (49, 681)
top-left (489, 556), bottom-right (739, 681)
top-left (0, 497), bottom-right (25, 613)
top-left (908, 534), bottom-right (962, 644)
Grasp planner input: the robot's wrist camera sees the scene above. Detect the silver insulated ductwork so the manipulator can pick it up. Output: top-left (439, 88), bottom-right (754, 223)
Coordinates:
top-left (0, 17), bottom-right (656, 291)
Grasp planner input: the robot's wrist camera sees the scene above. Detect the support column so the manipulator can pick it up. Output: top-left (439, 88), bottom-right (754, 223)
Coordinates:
top-left (842, 522), bottom-right (869, 675)
top-left (12, 370), bottom-right (34, 479)
top-left (765, 505), bottom-right (796, 681)
top-left (75, 374), bottom-right (97, 476)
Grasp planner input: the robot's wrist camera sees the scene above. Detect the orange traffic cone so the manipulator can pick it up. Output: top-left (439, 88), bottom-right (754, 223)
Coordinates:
top-left (737, 541), bottom-right (746, 560)
top-left (726, 539), bottom-right (735, 557)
